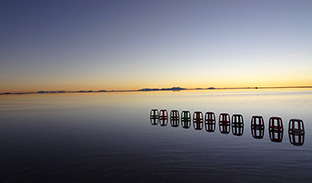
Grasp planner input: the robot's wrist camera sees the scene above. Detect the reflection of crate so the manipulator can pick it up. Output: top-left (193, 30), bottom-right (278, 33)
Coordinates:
top-left (150, 118), bottom-right (158, 125)
top-left (205, 122), bottom-right (215, 132)
top-left (159, 119), bottom-right (168, 127)
top-left (269, 128), bottom-right (283, 142)
top-left (232, 125), bottom-right (243, 136)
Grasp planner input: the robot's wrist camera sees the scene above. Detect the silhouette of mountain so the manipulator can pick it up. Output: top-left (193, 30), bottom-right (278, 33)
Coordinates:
top-left (139, 88), bottom-right (160, 91)
top-left (139, 87), bottom-right (186, 91)
top-left (1, 85), bottom-right (312, 95)
top-left (37, 90), bottom-right (66, 94)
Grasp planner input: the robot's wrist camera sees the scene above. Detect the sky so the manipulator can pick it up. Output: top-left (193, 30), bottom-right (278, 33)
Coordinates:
top-left (1, 0), bottom-right (312, 92)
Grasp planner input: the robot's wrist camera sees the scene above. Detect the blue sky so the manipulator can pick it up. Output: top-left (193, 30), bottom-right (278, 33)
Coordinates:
top-left (1, 0), bottom-right (311, 92)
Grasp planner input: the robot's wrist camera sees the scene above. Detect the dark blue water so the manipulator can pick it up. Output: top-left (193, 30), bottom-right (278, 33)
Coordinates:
top-left (0, 90), bottom-right (311, 182)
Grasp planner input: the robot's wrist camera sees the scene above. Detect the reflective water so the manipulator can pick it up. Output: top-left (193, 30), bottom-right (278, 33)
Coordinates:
top-left (0, 90), bottom-right (312, 182)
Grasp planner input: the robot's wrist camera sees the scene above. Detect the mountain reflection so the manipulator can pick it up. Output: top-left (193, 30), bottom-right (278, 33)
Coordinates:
top-left (149, 109), bottom-right (305, 146)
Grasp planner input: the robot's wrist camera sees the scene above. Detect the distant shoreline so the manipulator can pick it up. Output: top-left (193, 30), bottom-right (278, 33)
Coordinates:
top-left (1, 86), bottom-right (312, 95)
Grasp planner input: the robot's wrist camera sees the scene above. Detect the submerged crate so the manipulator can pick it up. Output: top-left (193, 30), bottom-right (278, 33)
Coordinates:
top-left (218, 113), bottom-right (230, 134)
top-left (289, 119), bottom-right (304, 134)
top-left (193, 111), bottom-right (203, 122)
top-left (232, 114), bottom-right (244, 126)
top-left (150, 109), bottom-right (159, 119)
top-left (231, 114), bottom-right (244, 136)
top-left (181, 111), bottom-right (191, 129)
top-left (204, 112), bottom-right (215, 132)
top-left (170, 110), bottom-right (180, 119)
top-left (219, 113), bottom-right (230, 124)
top-left (251, 116), bottom-right (265, 139)
top-left (251, 116), bottom-right (264, 126)
top-left (181, 111), bottom-right (191, 121)
top-left (193, 111), bottom-right (203, 130)
top-left (159, 109), bottom-right (168, 120)
top-left (269, 117), bottom-right (284, 142)
top-left (288, 119), bottom-right (305, 146)
top-left (170, 110), bottom-right (180, 127)
top-left (269, 117), bottom-right (283, 131)
top-left (205, 112), bottom-right (216, 123)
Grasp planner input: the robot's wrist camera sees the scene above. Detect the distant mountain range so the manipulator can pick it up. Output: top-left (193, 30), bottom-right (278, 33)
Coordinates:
top-left (1, 86), bottom-right (312, 95)
top-left (138, 87), bottom-right (187, 91)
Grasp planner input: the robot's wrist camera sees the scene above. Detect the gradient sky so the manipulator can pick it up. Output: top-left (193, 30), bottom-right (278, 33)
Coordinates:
top-left (1, 0), bottom-right (312, 92)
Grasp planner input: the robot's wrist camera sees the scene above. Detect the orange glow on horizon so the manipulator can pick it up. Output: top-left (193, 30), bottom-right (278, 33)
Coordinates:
top-left (1, 80), bottom-right (312, 93)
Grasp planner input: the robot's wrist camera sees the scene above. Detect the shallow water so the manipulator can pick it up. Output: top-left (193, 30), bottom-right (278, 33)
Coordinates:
top-left (0, 90), bottom-right (311, 182)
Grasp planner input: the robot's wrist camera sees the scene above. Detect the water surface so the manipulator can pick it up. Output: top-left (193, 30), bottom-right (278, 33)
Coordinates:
top-left (0, 90), bottom-right (311, 182)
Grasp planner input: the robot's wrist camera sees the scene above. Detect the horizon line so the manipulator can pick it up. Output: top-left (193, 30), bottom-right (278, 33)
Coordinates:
top-left (1, 85), bottom-right (312, 95)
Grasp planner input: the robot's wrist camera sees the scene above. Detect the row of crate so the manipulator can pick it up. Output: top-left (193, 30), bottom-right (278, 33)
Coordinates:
top-left (150, 109), bottom-right (305, 132)
top-left (150, 116), bottom-right (304, 145)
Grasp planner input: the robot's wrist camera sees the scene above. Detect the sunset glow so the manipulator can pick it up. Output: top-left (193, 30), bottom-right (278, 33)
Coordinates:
top-left (1, 0), bottom-right (311, 93)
